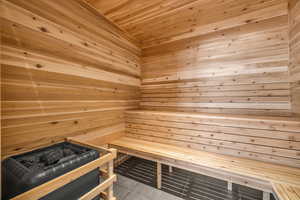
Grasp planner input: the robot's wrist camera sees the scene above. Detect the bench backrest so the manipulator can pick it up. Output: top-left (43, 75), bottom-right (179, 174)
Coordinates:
top-left (125, 110), bottom-right (300, 168)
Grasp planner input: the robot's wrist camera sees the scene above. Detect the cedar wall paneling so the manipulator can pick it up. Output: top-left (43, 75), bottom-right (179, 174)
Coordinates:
top-left (1, 0), bottom-right (141, 157)
top-left (125, 110), bottom-right (300, 167)
top-left (141, 15), bottom-right (291, 116)
top-left (83, 0), bottom-right (300, 167)
top-left (289, 0), bottom-right (300, 116)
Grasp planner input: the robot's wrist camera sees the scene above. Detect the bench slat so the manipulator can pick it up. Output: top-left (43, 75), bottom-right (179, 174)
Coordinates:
top-left (272, 183), bottom-right (300, 200)
top-left (110, 137), bottom-right (300, 187)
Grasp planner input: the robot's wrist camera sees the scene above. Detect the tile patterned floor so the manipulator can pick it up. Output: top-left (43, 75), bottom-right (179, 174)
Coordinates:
top-left (114, 175), bottom-right (184, 200)
top-left (114, 157), bottom-right (276, 200)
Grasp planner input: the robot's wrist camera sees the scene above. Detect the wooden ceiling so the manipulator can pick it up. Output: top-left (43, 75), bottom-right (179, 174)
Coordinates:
top-left (83, 0), bottom-right (287, 48)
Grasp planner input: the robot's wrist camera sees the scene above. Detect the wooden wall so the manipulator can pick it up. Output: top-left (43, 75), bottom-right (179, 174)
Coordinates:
top-left (289, 0), bottom-right (300, 116)
top-left (125, 110), bottom-right (300, 168)
top-left (136, 1), bottom-right (297, 167)
top-left (1, 0), bottom-right (141, 157)
top-left (77, 0), bottom-right (300, 168)
top-left (141, 1), bottom-right (291, 116)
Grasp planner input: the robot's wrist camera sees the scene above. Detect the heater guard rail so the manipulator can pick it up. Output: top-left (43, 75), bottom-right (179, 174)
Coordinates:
top-left (10, 138), bottom-right (117, 200)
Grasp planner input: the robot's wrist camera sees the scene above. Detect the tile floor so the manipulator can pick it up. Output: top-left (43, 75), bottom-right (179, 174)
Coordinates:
top-left (114, 157), bottom-right (271, 200)
top-left (114, 174), bottom-right (184, 200)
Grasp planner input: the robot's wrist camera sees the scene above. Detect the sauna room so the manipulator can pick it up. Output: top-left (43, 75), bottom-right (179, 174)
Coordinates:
top-left (1, 0), bottom-right (300, 199)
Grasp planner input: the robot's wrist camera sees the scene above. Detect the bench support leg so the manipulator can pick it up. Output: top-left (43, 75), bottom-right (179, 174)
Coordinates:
top-left (169, 166), bottom-right (173, 173)
top-left (263, 192), bottom-right (270, 200)
top-left (107, 160), bottom-right (114, 200)
top-left (157, 162), bottom-right (162, 189)
top-left (227, 182), bottom-right (232, 191)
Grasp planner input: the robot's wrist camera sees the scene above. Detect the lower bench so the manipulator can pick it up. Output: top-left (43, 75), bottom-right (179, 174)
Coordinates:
top-left (109, 137), bottom-right (300, 200)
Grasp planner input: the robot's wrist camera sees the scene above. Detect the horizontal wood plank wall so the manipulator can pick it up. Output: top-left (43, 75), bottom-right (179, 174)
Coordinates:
top-left (125, 110), bottom-right (300, 168)
top-left (141, 15), bottom-right (291, 116)
top-left (289, 0), bottom-right (300, 116)
top-left (1, 0), bottom-right (141, 157)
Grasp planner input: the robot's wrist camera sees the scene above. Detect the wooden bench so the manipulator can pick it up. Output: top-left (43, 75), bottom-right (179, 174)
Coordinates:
top-left (125, 110), bottom-right (300, 167)
top-left (272, 183), bottom-right (300, 200)
top-left (109, 137), bottom-right (300, 200)
top-left (108, 110), bottom-right (300, 200)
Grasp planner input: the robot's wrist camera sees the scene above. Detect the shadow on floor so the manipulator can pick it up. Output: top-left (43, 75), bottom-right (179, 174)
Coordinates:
top-left (114, 174), bottom-right (183, 200)
top-left (114, 156), bottom-right (276, 200)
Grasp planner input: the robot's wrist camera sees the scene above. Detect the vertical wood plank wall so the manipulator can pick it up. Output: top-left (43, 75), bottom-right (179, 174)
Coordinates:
top-left (289, 0), bottom-right (300, 116)
top-left (141, 0), bottom-right (291, 116)
top-left (1, 0), bottom-right (141, 157)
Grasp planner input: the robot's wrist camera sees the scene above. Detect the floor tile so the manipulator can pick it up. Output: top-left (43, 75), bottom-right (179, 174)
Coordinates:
top-left (114, 175), bottom-right (184, 200)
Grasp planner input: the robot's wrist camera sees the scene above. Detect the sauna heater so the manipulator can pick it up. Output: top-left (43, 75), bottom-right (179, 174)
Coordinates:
top-left (2, 142), bottom-right (101, 200)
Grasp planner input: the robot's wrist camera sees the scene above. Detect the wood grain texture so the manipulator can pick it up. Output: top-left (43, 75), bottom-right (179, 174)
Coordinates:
top-left (110, 140), bottom-right (274, 192)
top-left (272, 183), bottom-right (300, 200)
top-left (84, 0), bottom-right (296, 117)
top-left (125, 110), bottom-right (300, 167)
top-left (141, 15), bottom-right (291, 116)
top-left (85, 0), bottom-right (288, 48)
top-left (110, 137), bottom-right (300, 186)
top-left (289, 0), bottom-right (300, 116)
top-left (1, 0), bottom-right (141, 157)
